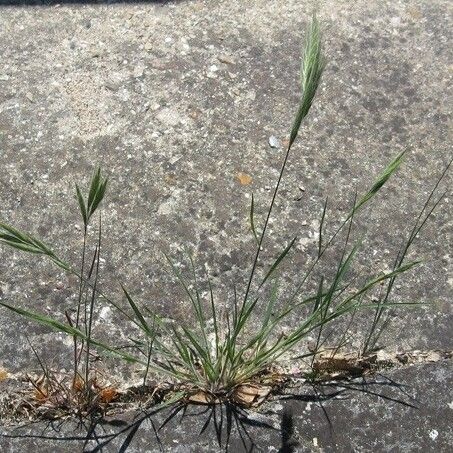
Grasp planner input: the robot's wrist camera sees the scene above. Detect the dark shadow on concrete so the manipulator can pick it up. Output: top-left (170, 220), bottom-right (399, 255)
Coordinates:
top-left (1, 373), bottom-right (420, 452)
top-left (1, 401), bottom-right (277, 452)
top-left (0, 0), bottom-right (183, 6)
top-left (159, 402), bottom-right (278, 451)
top-left (277, 372), bottom-right (419, 445)
top-left (278, 407), bottom-right (298, 453)
top-left (0, 408), bottom-right (163, 452)
top-left (280, 372), bottom-right (419, 409)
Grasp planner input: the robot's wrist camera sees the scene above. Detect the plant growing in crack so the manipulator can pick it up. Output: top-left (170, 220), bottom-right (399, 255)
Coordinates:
top-left (0, 17), bottom-right (450, 415)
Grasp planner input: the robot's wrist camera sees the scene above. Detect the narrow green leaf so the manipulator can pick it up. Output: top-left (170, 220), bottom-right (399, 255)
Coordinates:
top-left (89, 178), bottom-right (108, 218)
top-left (259, 236), bottom-right (297, 289)
top-left (0, 239), bottom-right (42, 254)
top-left (87, 167), bottom-right (101, 211)
top-left (75, 184), bottom-right (87, 226)
top-left (250, 193), bottom-right (259, 246)
top-left (318, 197), bottom-right (328, 258)
top-left (355, 151), bottom-right (405, 212)
top-left (122, 285), bottom-right (153, 337)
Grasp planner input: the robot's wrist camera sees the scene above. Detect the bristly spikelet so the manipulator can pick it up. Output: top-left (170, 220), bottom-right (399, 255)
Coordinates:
top-left (289, 16), bottom-right (326, 148)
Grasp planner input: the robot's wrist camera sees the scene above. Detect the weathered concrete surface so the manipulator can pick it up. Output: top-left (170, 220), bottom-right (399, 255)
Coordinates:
top-left (0, 0), bottom-right (452, 450)
top-left (1, 361), bottom-right (452, 452)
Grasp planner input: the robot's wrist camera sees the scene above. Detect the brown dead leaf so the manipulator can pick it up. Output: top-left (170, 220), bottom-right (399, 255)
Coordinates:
top-left (99, 387), bottom-right (119, 404)
top-left (164, 174), bottom-right (177, 185)
top-left (34, 387), bottom-right (48, 402)
top-left (0, 368), bottom-right (8, 381)
top-left (72, 376), bottom-right (85, 392)
top-left (313, 353), bottom-right (374, 379)
top-left (187, 391), bottom-right (221, 405)
top-left (231, 383), bottom-right (271, 408)
top-left (237, 172), bottom-right (253, 185)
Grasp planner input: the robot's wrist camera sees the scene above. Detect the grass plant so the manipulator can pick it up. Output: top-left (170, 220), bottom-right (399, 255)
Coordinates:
top-left (0, 17), bottom-right (450, 411)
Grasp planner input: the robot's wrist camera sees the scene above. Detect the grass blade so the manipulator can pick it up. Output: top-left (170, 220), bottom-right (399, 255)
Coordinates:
top-left (250, 193), bottom-right (260, 246)
top-left (259, 236), bottom-right (297, 289)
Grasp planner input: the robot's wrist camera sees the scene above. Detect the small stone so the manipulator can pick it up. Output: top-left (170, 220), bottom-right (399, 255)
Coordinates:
top-left (25, 92), bottom-right (34, 102)
top-left (144, 42), bottom-right (152, 51)
top-left (105, 80), bottom-right (120, 92)
top-left (169, 155), bottom-right (181, 165)
top-left (156, 108), bottom-right (182, 127)
top-left (246, 90), bottom-right (256, 101)
top-left (428, 429), bottom-right (438, 441)
top-left (133, 66), bottom-right (144, 78)
top-left (218, 54), bottom-right (236, 65)
top-left (268, 135), bottom-right (281, 148)
top-left (99, 306), bottom-right (112, 321)
top-left (390, 16), bottom-right (401, 27)
top-left (206, 65), bottom-right (219, 78)
top-left (151, 59), bottom-right (168, 71)
top-left (0, 74), bottom-right (9, 81)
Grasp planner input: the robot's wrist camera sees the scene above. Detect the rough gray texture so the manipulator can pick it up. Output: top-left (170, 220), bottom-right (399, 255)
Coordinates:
top-left (0, 0), bottom-right (452, 451)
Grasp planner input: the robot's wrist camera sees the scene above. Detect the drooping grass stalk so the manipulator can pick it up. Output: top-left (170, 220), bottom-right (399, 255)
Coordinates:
top-left (74, 169), bottom-right (108, 387)
top-left (73, 228), bottom-right (87, 386)
top-left (362, 157), bottom-right (453, 354)
top-left (143, 335), bottom-right (155, 387)
top-left (284, 151), bottom-right (406, 310)
top-left (241, 16), bottom-right (326, 309)
top-left (310, 191), bottom-right (358, 366)
top-left (84, 214), bottom-right (102, 387)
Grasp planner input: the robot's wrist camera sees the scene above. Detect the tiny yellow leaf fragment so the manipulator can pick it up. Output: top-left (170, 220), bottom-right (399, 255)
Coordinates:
top-left (0, 368), bottom-right (8, 381)
top-left (237, 172), bottom-right (253, 185)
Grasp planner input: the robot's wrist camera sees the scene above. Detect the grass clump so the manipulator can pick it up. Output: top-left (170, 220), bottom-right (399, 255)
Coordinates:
top-left (0, 17), bottom-right (450, 412)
